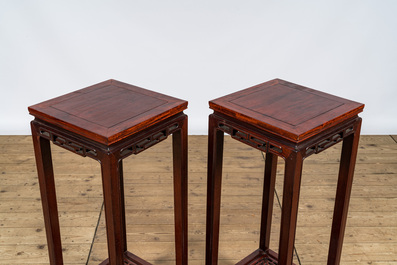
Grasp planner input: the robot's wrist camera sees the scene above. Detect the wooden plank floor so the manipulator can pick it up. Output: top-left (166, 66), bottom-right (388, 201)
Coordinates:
top-left (0, 135), bottom-right (396, 265)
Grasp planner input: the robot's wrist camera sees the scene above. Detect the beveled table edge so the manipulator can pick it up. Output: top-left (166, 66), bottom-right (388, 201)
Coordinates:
top-left (209, 79), bottom-right (364, 143)
top-left (28, 103), bottom-right (187, 146)
top-left (28, 80), bottom-right (188, 146)
top-left (210, 103), bottom-right (364, 143)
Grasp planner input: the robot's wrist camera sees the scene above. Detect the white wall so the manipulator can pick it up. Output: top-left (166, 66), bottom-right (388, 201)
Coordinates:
top-left (1, 0), bottom-right (396, 135)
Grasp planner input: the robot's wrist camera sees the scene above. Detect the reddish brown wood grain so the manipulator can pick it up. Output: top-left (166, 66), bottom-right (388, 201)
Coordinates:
top-left (209, 79), bottom-right (364, 142)
top-left (28, 79), bottom-right (187, 145)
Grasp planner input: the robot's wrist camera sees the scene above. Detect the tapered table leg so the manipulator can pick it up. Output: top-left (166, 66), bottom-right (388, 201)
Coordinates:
top-left (327, 119), bottom-right (362, 265)
top-left (31, 122), bottom-right (64, 265)
top-left (278, 151), bottom-right (304, 265)
top-left (206, 115), bottom-right (225, 265)
top-left (172, 115), bottom-right (189, 265)
top-left (101, 153), bottom-right (126, 265)
top-left (118, 160), bottom-right (127, 252)
top-left (259, 152), bottom-right (278, 251)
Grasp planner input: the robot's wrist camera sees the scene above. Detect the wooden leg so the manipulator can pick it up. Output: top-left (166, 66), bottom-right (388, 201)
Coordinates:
top-left (31, 122), bottom-right (64, 265)
top-left (118, 160), bottom-right (127, 252)
top-left (172, 115), bottom-right (188, 265)
top-left (278, 151), bottom-right (303, 265)
top-left (205, 114), bottom-right (224, 265)
top-left (259, 152), bottom-right (278, 251)
top-left (100, 153), bottom-right (125, 265)
top-left (327, 119), bottom-right (362, 265)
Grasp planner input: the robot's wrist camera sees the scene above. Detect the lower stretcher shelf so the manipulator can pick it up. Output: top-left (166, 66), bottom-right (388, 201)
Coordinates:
top-left (99, 251), bottom-right (152, 265)
top-left (236, 248), bottom-right (296, 265)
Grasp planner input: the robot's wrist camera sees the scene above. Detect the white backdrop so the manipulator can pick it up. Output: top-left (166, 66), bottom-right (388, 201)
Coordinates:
top-left (1, 0), bottom-right (396, 135)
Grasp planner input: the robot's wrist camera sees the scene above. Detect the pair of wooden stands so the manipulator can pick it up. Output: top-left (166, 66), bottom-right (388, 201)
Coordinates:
top-left (29, 79), bottom-right (364, 265)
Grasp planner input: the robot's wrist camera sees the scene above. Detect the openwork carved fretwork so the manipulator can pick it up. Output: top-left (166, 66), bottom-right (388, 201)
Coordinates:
top-left (305, 125), bottom-right (355, 157)
top-left (35, 117), bottom-right (183, 161)
top-left (39, 128), bottom-right (98, 159)
top-left (218, 123), bottom-right (283, 156)
top-left (120, 123), bottom-right (180, 158)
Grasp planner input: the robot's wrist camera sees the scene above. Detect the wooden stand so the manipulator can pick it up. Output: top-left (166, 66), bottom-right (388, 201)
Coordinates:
top-left (29, 80), bottom-right (188, 265)
top-left (205, 79), bottom-right (364, 265)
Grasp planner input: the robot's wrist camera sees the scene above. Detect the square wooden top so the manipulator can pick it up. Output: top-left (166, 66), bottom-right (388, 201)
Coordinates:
top-left (29, 80), bottom-right (187, 145)
top-left (210, 79), bottom-right (364, 142)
